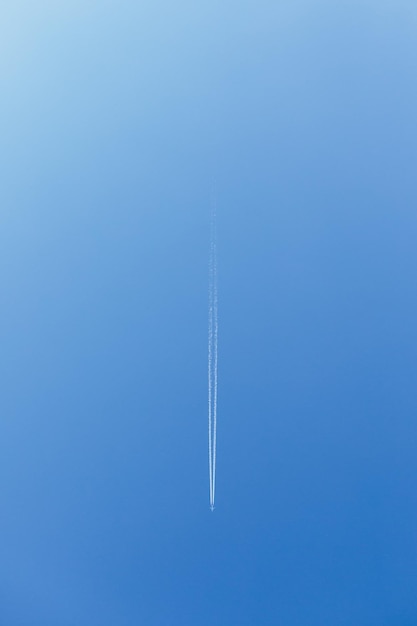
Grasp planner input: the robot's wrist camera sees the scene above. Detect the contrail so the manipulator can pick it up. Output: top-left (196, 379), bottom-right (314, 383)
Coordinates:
top-left (208, 194), bottom-right (218, 511)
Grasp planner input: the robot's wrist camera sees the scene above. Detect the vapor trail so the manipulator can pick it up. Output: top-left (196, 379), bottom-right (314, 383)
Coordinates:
top-left (208, 196), bottom-right (218, 511)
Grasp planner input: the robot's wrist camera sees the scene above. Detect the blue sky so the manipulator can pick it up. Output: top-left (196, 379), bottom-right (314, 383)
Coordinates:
top-left (1, 1), bottom-right (417, 624)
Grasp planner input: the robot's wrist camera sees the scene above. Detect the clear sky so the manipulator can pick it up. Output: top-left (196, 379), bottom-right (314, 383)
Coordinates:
top-left (1, 1), bottom-right (417, 624)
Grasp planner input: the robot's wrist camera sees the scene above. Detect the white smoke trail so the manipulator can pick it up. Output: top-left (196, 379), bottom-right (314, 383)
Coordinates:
top-left (208, 196), bottom-right (218, 511)
top-left (208, 252), bottom-right (213, 507)
top-left (212, 231), bottom-right (218, 506)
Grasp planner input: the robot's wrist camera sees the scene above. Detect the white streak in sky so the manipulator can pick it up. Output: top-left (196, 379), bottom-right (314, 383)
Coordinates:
top-left (208, 195), bottom-right (218, 511)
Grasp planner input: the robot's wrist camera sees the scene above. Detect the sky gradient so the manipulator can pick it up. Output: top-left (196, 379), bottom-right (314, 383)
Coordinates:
top-left (1, 1), bottom-right (417, 624)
